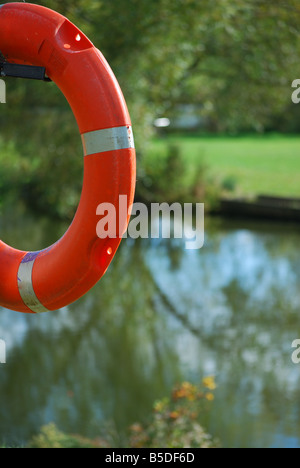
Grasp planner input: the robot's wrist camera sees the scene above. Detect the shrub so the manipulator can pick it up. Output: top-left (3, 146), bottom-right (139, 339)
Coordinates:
top-left (27, 379), bottom-right (219, 449)
top-left (136, 143), bottom-right (220, 209)
top-left (28, 423), bottom-right (109, 449)
top-left (129, 378), bottom-right (219, 448)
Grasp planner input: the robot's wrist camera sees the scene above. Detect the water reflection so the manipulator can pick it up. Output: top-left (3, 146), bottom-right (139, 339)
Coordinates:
top-left (0, 213), bottom-right (300, 448)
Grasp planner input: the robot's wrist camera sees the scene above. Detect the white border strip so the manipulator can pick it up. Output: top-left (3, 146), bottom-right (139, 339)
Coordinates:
top-left (17, 252), bottom-right (49, 313)
top-left (82, 126), bottom-right (135, 156)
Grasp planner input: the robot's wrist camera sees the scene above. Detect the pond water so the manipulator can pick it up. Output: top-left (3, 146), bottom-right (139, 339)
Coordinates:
top-left (0, 211), bottom-right (300, 448)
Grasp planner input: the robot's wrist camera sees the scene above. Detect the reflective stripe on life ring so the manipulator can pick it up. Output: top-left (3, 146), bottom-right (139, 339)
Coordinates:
top-left (82, 126), bottom-right (135, 156)
top-left (0, 3), bottom-right (136, 313)
top-left (18, 253), bottom-right (49, 314)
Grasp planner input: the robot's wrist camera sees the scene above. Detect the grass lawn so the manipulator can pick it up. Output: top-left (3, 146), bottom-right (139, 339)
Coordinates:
top-left (147, 133), bottom-right (300, 198)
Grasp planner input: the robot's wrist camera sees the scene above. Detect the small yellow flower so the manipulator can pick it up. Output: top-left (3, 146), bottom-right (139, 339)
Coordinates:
top-left (202, 376), bottom-right (216, 391)
top-left (205, 393), bottom-right (215, 401)
top-left (169, 411), bottom-right (180, 420)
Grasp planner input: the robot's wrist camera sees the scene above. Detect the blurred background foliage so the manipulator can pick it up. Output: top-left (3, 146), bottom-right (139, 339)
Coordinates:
top-left (1, 0), bottom-right (300, 218)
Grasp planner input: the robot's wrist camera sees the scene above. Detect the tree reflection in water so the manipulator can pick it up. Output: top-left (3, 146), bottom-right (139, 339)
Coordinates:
top-left (0, 215), bottom-right (300, 448)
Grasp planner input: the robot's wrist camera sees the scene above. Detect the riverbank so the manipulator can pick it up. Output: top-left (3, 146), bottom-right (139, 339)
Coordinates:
top-left (143, 133), bottom-right (300, 223)
top-left (216, 195), bottom-right (300, 223)
top-left (147, 133), bottom-right (300, 199)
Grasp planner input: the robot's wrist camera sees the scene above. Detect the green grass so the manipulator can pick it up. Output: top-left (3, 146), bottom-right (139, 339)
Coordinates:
top-left (147, 133), bottom-right (300, 198)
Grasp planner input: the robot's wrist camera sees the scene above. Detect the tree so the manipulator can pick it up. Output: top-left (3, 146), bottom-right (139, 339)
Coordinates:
top-left (1, 0), bottom-right (299, 216)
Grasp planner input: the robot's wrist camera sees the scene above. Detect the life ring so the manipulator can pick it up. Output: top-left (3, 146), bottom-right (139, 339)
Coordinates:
top-left (0, 3), bottom-right (136, 313)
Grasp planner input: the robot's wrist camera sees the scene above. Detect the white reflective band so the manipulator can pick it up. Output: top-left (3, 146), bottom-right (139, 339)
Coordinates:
top-left (82, 125), bottom-right (135, 156)
top-left (17, 252), bottom-right (49, 313)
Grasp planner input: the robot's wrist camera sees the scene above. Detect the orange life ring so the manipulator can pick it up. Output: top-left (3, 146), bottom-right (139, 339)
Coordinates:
top-left (0, 3), bottom-right (136, 313)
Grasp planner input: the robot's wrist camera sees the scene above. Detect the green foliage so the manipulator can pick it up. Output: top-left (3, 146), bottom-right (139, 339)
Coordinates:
top-left (137, 143), bottom-right (191, 203)
top-left (27, 379), bottom-right (218, 448)
top-left (0, 138), bottom-right (23, 207)
top-left (28, 423), bottom-right (108, 449)
top-left (129, 379), bottom-right (218, 448)
top-left (221, 175), bottom-right (238, 193)
top-left (137, 142), bottom-right (221, 209)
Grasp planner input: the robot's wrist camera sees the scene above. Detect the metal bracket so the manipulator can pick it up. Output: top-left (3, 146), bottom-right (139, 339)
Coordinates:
top-left (0, 62), bottom-right (51, 81)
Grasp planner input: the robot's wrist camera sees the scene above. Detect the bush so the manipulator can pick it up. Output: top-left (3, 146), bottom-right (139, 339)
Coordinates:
top-left (27, 379), bottom-right (219, 449)
top-left (136, 143), bottom-right (221, 210)
top-left (129, 378), bottom-right (219, 449)
top-left (28, 423), bottom-right (109, 449)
